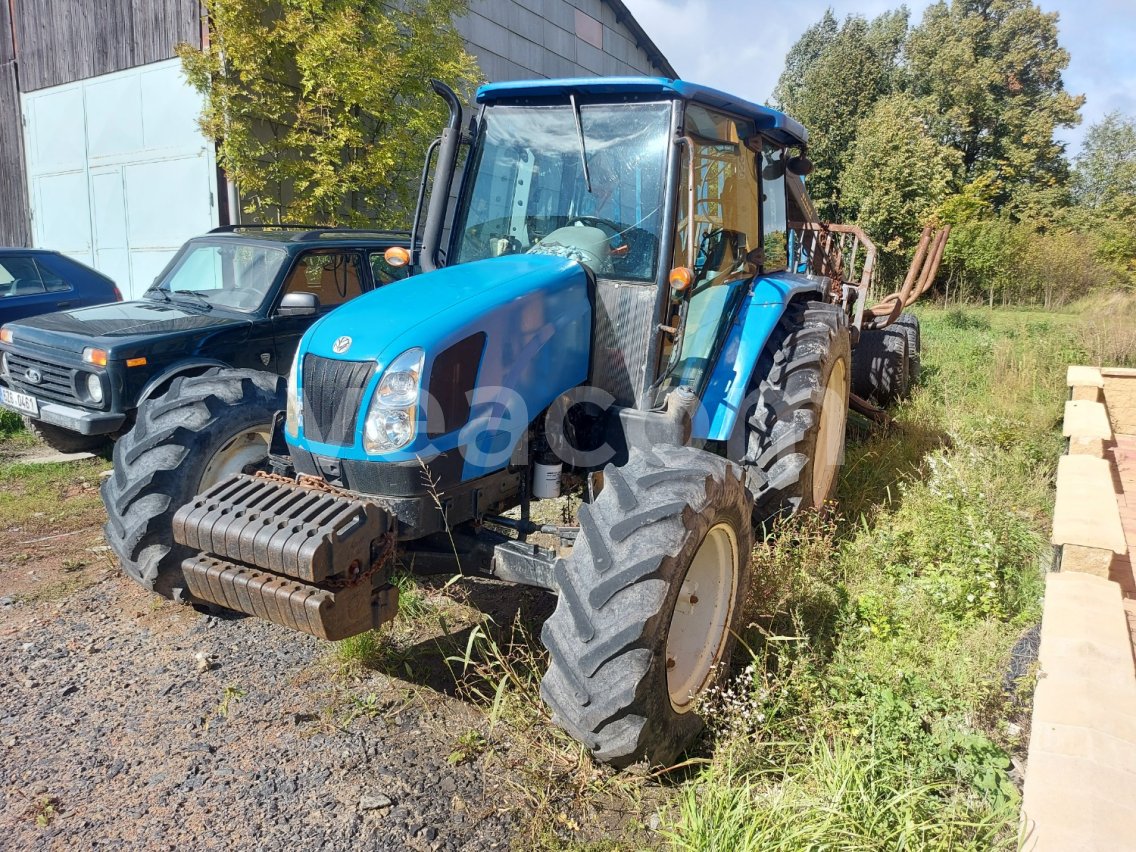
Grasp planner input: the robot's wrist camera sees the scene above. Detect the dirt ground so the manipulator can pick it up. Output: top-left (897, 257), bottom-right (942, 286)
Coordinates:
top-left (0, 450), bottom-right (659, 851)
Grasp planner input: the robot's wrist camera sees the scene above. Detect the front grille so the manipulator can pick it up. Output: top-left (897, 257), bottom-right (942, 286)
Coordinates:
top-left (302, 354), bottom-right (374, 446)
top-left (4, 351), bottom-right (79, 405)
top-left (590, 281), bottom-right (657, 407)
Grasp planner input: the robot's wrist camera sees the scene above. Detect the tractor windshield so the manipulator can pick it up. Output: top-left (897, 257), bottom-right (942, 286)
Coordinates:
top-left (451, 100), bottom-right (672, 282)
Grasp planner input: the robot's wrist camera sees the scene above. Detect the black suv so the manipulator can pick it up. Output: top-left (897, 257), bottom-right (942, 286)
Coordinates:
top-left (0, 226), bottom-right (412, 452)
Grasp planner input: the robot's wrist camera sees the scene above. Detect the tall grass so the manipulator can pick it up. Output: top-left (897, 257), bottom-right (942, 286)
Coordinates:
top-left (668, 305), bottom-right (1074, 849)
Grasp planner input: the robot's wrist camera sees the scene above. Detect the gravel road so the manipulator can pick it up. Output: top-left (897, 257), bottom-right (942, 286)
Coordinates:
top-left (0, 461), bottom-right (659, 850)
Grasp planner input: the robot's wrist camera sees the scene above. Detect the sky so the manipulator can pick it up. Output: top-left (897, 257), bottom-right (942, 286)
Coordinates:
top-left (620, 0), bottom-right (1136, 158)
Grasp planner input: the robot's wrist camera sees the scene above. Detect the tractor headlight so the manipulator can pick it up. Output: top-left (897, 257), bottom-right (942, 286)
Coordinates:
top-left (363, 348), bottom-right (424, 453)
top-left (285, 355), bottom-right (301, 437)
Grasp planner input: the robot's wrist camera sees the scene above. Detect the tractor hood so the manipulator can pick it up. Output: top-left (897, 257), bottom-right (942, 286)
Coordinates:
top-left (294, 253), bottom-right (594, 475)
top-left (304, 254), bottom-right (587, 368)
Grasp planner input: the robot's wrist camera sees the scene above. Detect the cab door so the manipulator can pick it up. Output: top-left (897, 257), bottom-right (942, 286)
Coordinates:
top-left (271, 250), bottom-right (366, 370)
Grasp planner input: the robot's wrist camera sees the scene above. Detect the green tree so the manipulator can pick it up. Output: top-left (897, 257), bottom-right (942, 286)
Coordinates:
top-left (1073, 112), bottom-right (1136, 212)
top-left (179, 0), bottom-right (480, 227)
top-left (905, 0), bottom-right (1083, 217)
top-left (840, 94), bottom-right (959, 274)
top-left (773, 10), bottom-right (909, 220)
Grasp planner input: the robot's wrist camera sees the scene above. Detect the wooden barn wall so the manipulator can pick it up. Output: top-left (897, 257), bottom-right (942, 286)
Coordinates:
top-left (0, 62), bottom-right (30, 246)
top-left (1, 0), bottom-right (30, 246)
top-left (12, 0), bottom-right (203, 92)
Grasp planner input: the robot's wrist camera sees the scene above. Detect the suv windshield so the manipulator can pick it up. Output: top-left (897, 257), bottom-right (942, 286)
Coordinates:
top-left (151, 241), bottom-right (289, 312)
top-left (452, 100), bottom-right (672, 281)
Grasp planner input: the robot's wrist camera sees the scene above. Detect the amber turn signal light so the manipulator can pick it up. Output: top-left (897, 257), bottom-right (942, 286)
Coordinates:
top-left (126, 357), bottom-right (147, 368)
top-left (384, 246), bottom-right (411, 268)
top-left (82, 347), bottom-right (108, 366)
top-left (0, 327), bottom-right (11, 345)
top-left (669, 266), bottom-right (694, 292)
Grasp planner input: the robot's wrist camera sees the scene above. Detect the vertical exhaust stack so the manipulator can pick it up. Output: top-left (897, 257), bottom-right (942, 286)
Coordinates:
top-left (419, 80), bottom-right (464, 273)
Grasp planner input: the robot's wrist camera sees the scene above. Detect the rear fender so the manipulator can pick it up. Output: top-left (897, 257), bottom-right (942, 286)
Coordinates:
top-left (696, 273), bottom-right (824, 442)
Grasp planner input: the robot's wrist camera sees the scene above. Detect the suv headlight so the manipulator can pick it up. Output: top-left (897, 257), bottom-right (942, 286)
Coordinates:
top-left (285, 355), bottom-right (301, 437)
top-left (363, 348), bottom-right (424, 453)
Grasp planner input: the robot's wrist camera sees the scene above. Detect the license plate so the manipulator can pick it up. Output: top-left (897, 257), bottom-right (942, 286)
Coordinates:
top-left (0, 386), bottom-right (38, 417)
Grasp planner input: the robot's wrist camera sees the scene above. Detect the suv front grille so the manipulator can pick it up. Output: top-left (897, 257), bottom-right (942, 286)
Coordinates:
top-left (4, 351), bottom-right (79, 405)
top-left (302, 354), bottom-right (374, 446)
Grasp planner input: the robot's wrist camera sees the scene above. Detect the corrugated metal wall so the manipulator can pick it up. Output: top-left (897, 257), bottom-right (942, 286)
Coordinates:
top-left (11, 0), bottom-right (202, 92)
top-left (1, 0), bottom-right (31, 246)
top-left (454, 0), bottom-right (673, 82)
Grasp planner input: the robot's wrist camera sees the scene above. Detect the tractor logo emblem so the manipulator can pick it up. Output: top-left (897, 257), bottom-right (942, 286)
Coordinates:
top-left (332, 336), bottom-right (352, 354)
top-left (24, 368), bottom-right (42, 385)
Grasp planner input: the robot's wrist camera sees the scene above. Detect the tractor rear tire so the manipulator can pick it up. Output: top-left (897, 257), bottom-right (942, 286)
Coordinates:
top-left (743, 301), bottom-right (851, 524)
top-left (23, 417), bottom-right (110, 455)
top-left (851, 326), bottom-right (909, 406)
top-left (540, 445), bottom-right (753, 767)
top-left (894, 313), bottom-right (921, 386)
top-left (101, 369), bottom-right (284, 601)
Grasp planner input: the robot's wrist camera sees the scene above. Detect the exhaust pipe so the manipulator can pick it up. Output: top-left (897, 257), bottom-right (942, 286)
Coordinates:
top-left (419, 80), bottom-right (464, 273)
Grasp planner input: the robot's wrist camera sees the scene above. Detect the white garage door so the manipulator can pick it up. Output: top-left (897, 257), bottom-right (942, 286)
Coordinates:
top-left (22, 59), bottom-right (218, 300)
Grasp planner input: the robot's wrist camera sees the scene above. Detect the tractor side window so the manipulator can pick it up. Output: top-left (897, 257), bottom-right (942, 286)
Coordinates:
top-left (281, 251), bottom-right (364, 309)
top-left (369, 251), bottom-right (410, 286)
top-left (661, 106), bottom-right (760, 397)
top-left (761, 143), bottom-right (788, 272)
top-left (672, 105), bottom-right (760, 283)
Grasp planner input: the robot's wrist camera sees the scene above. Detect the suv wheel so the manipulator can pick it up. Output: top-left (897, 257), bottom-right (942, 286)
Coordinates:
top-left (101, 369), bottom-right (284, 601)
top-left (23, 417), bottom-right (109, 455)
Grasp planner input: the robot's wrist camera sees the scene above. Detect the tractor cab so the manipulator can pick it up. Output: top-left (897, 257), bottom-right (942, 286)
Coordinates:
top-left (421, 78), bottom-right (821, 418)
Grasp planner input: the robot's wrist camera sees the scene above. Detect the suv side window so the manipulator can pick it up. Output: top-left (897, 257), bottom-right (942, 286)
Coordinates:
top-left (35, 258), bottom-right (72, 293)
top-left (369, 251), bottom-right (410, 286)
top-left (280, 250), bottom-right (364, 309)
top-left (0, 257), bottom-right (45, 297)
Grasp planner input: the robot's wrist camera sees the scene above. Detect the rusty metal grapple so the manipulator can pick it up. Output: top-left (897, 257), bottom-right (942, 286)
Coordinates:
top-left (171, 473), bottom-right (398, 640)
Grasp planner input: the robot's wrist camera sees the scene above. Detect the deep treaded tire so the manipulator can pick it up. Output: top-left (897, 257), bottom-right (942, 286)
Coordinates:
top-left (743, 301), bottom-right (851, 522)
top-left (101, 369), bottom-right (284, 600)
top-left (850, 326), bottom-right (909, 406)
top-left (894, 313), bottom-right (921, 386)
top-left (540, 445), bottom-right (753, 767)
top-left (23, 417), bottom-right (109, 455)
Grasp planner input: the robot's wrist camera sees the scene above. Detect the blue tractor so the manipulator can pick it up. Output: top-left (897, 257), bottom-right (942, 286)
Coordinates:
top-left (104, 78), bottom-right (886, 766)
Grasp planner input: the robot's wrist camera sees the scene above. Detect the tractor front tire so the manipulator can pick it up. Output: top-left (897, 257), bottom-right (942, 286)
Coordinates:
top-left (23, 417), bottom-right (109, 455)
top-left (540, 445), bottom-right (753, 767)
top-left (743, 300), bottom-right (851, 523)
top-left (101, 369), bottom-right (284, 601)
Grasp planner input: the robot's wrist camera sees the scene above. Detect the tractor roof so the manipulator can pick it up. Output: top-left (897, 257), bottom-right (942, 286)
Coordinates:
top-left (476, 77), bottom-right (808, 147)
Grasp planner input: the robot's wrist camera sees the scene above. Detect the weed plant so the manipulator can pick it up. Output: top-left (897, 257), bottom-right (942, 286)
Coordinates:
top-left (668, 306), bottom-right (1077, 850)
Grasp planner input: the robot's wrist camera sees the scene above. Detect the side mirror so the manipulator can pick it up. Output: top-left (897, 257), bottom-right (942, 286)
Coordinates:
top-left (787, 155), bottom-right (814, 176)
top-left (277, 292), bottom-right (319, 316)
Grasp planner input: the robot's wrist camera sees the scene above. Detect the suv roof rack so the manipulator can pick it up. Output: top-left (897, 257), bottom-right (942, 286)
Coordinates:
top-left (208, 224), bottom-right (410, 242)
top-left (209, 224), bottom-right (321, 233)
